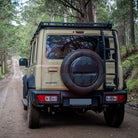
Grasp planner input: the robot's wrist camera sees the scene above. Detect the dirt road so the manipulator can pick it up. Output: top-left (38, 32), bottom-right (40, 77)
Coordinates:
top-left (0, 59), bottom-right (138, 138)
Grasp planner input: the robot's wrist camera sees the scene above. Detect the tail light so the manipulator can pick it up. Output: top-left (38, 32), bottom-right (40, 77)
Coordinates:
top-left (105, 95), bottom-right (125, 102)
top-left (37, 95), bottom-right (58, 102)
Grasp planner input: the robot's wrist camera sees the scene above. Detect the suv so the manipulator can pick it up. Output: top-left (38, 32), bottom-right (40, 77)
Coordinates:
top-left (19, 22), bottom-right (127, 128)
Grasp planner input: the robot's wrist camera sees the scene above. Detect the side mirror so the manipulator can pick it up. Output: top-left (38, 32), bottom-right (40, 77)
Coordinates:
top-left (19, 58), bottom-right (28, 67)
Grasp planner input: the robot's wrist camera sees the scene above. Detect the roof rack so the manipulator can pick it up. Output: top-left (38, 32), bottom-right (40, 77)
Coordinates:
top-left (30, 22), bottom-right (112, 44)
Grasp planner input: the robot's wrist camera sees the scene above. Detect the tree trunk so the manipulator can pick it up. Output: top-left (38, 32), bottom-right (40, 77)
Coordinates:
top-left (122, 21), bottom-right (126, 46)
top-left (129, 0), bottom-right (135, 45)
top-left (57, 0), bottom-right (95, 23)
top-left (0, 48), bottom-right (3, 74)
top-left (50, 13), bottom-right (55, 22)
top-left (64, 11), bottom-right (67, 22)
top-left (93, 2), bottom-right (97, 22)
top-left (75, 1), bottom-right (81, 22)
top-left (4, 48), bottom-right (7, 74)
top-left (80, 0), bottom-right (88, 23)
top-left (117, 1), bottom-right (123, 46)
top-left (126, 24), bottom-right (129, 45)
top-left (118, 17), bottom-right (123, 46)
top-left (87, 0), bottom-right (94, 22)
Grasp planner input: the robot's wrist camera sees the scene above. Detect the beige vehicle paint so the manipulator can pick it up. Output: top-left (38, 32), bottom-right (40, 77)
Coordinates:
top-left (28, 29), bottom-right (123, 91)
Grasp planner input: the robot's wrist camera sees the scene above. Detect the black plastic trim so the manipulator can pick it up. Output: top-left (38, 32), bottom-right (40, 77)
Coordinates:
top-left (101, 30), bottom-right (119, 90)
top-left (23, 75), bottom-right (28, 97)
top-left (27, 74), bottom-right (36, 89)
top-left (28, 89), bottom-right (127, 108)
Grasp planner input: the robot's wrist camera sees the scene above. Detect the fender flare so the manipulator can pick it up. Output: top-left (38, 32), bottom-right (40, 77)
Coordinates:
top-left (23, 75), bottom-right (28, 98)
top-left (27, 74), bottom-right (36, 89)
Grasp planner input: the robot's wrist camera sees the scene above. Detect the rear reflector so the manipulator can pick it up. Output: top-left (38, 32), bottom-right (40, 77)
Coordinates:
top-left (37, 95), bottom-right (58, 102)
top-left (105, 95), bottom-right (125, 102)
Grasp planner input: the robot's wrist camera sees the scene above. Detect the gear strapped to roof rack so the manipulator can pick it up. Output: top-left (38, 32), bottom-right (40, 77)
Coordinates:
top-left (30, 22), bottom-right (112, 44)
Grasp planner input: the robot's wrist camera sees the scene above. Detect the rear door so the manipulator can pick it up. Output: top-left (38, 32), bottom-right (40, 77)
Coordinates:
top-left (41, 31), bottom-right (67, 90)
top-left (41, 29), bottom-right (105, 90)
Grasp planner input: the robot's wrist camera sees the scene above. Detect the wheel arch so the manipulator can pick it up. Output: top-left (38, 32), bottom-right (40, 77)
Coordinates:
top-left (27, 74), bottom-right (36, 89)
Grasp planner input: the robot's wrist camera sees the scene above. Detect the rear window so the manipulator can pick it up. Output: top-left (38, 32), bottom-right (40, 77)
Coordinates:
top-left (46, 35), bottom-right (110, 59)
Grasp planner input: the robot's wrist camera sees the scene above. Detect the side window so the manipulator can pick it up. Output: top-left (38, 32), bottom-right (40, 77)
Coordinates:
top-left (29, 47), bottom-right (32, 66)
top-left (35, 37), bottom-right (39, 62)
top-left (32, 41), bottom-right (36, 64)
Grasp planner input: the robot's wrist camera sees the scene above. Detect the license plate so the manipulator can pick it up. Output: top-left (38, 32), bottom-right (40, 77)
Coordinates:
top-left (69, 99), bottom-right (92, 106)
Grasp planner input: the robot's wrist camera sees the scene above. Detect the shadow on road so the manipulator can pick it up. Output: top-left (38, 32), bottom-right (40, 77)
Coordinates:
top-left (39, 111), bottom-right (105, 128)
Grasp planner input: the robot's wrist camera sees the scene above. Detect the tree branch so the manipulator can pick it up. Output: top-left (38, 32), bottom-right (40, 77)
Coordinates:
top-left (85, 0), bottom-right (91, 8)
top-left (69, 14), bottom-right (81, 20)
top-left (56, 0), bottom-right (83, 16)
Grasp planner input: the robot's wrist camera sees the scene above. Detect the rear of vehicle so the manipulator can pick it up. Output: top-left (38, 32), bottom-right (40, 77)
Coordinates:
top-left (20, 22), bottom-right (127, 128)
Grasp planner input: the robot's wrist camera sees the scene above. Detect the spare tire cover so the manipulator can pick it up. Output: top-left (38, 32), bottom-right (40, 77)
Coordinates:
top-left (61, 49), bottom-right (104, 95)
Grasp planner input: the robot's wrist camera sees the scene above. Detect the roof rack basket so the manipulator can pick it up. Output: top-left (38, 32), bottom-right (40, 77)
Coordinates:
top-left (30, 22), bottom-right (112, 44)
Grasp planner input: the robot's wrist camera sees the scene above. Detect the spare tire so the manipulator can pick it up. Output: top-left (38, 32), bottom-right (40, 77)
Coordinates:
top-left (61, 49), bottom-right (104, 95)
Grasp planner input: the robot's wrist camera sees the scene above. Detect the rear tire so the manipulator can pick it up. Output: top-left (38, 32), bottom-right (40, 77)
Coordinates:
top-left (23, 87), bottom-right (27, 110)
top-left (23, 87), bottom-right (26, 98)
top-left (104, 104), bottom-right (125, 127)
top-left (27, 95), bottom-right (40, 128)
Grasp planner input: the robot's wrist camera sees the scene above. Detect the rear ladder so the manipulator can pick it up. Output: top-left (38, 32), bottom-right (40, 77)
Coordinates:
top-left (101, 30), bottom-right (119, 90)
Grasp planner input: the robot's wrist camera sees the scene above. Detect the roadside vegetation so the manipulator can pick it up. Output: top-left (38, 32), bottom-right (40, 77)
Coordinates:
top-left (121, 46), bottom-right (138, 106)
top-left (0, 0), bottom-right (138, 106)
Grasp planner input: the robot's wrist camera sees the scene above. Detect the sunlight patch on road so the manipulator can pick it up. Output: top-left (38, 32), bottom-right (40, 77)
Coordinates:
top-left (12, 58), bottom-right (24, 79)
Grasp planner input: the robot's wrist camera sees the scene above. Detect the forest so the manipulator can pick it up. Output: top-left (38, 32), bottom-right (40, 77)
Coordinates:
top-left (0, 0), bottom-right (138, 106)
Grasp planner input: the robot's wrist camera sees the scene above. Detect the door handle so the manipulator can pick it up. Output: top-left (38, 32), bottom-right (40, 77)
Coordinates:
top-left (48, 67), bottom-right (58, 72)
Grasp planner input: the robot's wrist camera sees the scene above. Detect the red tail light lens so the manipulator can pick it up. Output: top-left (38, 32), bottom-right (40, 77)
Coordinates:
top-left (105, 95), bottom-right (125, 102)
top-left (37, 95), bottom-right (45, 102)
top-left (37, 95), bottom-right (58, 102)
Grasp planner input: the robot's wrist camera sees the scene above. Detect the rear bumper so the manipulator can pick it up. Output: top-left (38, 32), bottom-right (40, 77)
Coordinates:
top-left (29, 90), bottom-right (127, 108)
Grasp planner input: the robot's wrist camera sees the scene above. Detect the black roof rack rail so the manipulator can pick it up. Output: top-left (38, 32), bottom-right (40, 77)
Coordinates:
top-left (30, 22), bottom-right (112, 44)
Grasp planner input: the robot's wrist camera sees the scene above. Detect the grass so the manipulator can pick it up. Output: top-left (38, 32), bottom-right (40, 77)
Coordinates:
top-left (121, 45), bottom-right (138, 106)
top-left (0, 65), bottom-right (5, 79)
top-left (122, 54), bottom-right (138, 71)
top-left (120, 44), bottom-right (134, 55)
top-left (23, 68), bottom-right (28, 73)
top-left (0, 60), bottom-right (12, 80)
top-left (126, 67), bottom-right (138, 105)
